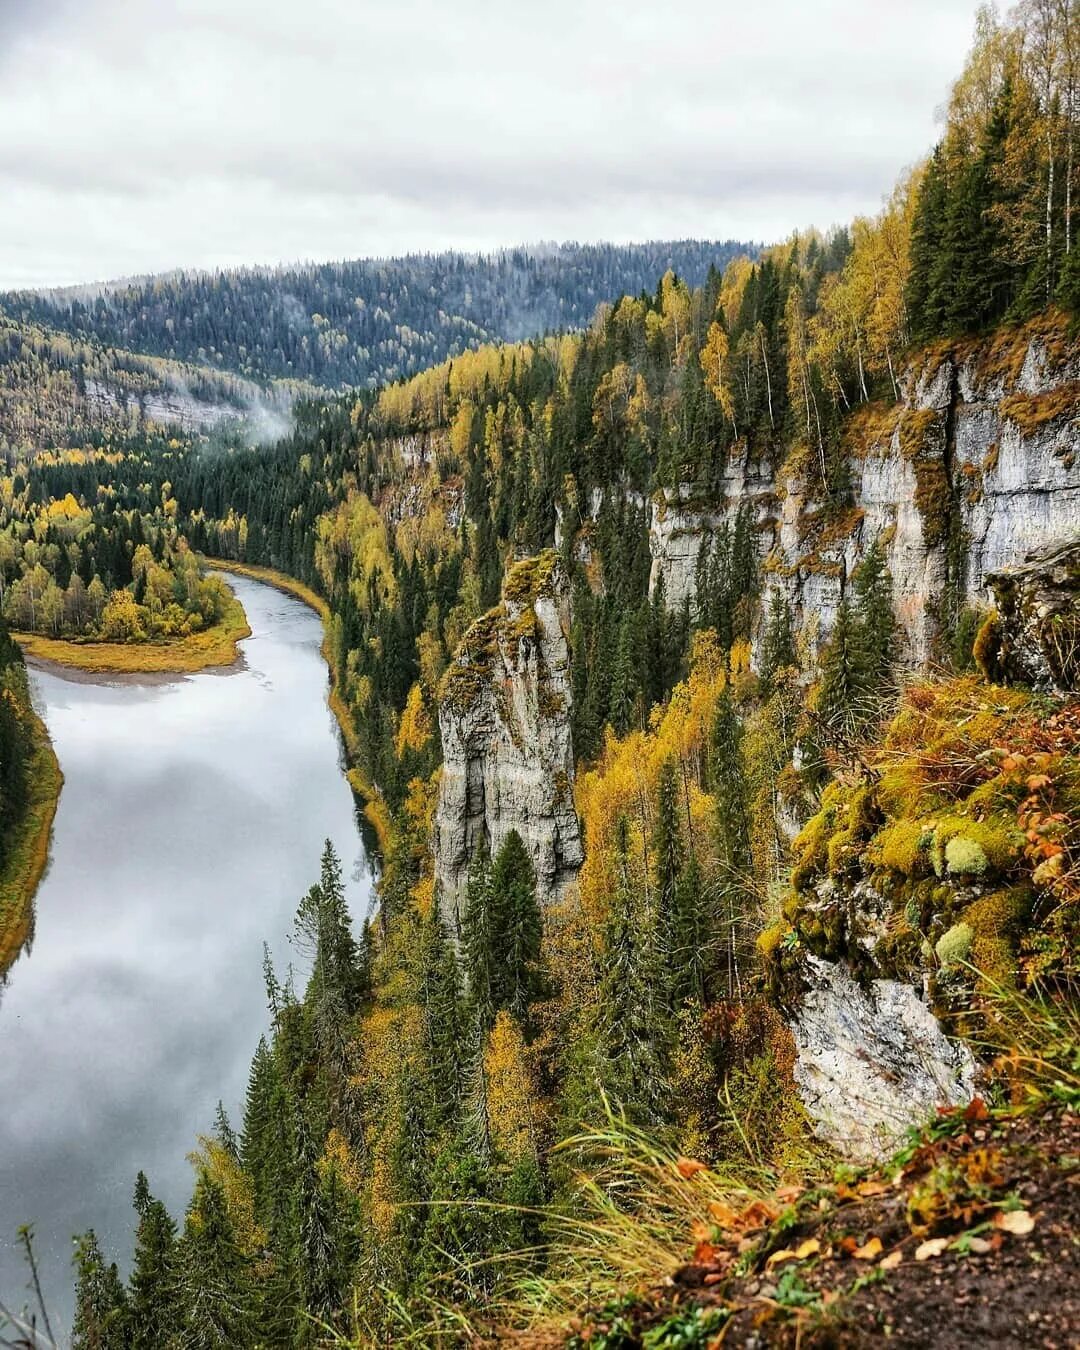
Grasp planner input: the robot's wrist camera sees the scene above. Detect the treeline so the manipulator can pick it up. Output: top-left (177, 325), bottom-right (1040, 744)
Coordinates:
top-left (5, 242), bottom-right (752, 393)
top-left (908, 1), bottom-right (1080, 339)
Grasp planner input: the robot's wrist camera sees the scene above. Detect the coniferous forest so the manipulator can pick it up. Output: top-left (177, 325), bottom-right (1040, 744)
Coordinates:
top-left (2, 3), bottom-right (1080, 1348)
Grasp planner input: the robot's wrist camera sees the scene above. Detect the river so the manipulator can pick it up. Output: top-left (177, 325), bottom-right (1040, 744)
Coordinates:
top-left (0, 574), bottom-right (373, 1334)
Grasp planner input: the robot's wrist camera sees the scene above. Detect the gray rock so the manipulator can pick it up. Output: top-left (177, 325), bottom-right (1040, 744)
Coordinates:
top-left (986, 537), bottom-right (1080, 691)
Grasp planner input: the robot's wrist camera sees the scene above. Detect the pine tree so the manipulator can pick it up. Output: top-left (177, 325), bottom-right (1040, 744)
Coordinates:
top-left (72, 1231), bottom-right (129, 1350)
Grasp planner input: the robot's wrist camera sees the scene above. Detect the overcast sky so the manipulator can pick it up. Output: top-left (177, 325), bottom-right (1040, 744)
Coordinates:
top-left (0, 0), bottom-right (981, 290)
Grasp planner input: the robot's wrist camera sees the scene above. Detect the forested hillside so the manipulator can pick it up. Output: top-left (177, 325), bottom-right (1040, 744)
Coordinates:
top-left (5, 2), bottom-right (1080, 1346)
top-left (2, 242), bottom-right (751, 392)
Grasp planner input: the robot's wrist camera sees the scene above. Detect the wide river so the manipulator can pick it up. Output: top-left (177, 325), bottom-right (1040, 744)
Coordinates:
top-left (0, 574), bottom-right (373, 1332)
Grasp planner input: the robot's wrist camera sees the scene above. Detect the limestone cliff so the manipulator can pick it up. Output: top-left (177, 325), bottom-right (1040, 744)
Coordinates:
top-left (433, 551), bottom-right (583, 926)
top-left (649, 316), bottom-right (1080, 664)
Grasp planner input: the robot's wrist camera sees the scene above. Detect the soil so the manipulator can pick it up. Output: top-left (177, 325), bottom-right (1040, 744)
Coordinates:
top-left (679, 1106), bottom-right (1080, 1348)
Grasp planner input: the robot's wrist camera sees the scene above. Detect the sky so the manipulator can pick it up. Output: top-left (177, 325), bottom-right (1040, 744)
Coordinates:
top-left (0, 0), bottom-right (982, 290)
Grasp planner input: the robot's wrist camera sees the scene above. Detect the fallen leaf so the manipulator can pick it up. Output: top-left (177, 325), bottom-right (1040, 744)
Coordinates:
top-left (795, 1238), bottom-right (821, 1259)
top-left (766, 1247), bottom-right (798, 1268)
top-left (966, 1237), bottom-right (993, 1254)
top-left (853, 1236), bottom-right (883, 1261)
top-left (880, 1251), bottom-right (903, 1271)
top-left (703, 1272), bottom-right (725, 1286)
top-left (994, 1209), bottom-right (1035, 1235)
top-left (963, 1098), bottom-right (989, 1123)
top-left (915, 1237), bottom-right (949, 1261)
top-left (738, 1199), bottom-right (781, 1230)
top-left (676, 1158), bottom-right (708, 1180)
top-left (708, 1200), bottom-right (739, 1228)
top-left (838, 1235), bottom-right (858, 1256)
top-left (857, 1180), bottom-right (890, 1197)
top-left (776, 1184), bottom-right (804, 1203)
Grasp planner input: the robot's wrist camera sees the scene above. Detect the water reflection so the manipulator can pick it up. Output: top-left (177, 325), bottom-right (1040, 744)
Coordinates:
top-left (0, 576), bottom-right (372, 1332)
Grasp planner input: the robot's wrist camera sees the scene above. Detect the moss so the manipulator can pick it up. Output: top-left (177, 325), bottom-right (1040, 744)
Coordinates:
top-left (502, 548), bottom-right (558, 607)
top-left (973, 610), bottom-right (1003, 682)
top-left (935, 922), bottom-right (973, 968)
top-left (867, 818), bottom-right (931, 877)
top-left (962, 887), bottom-right (1032, 989)
top-left (1000, 382), bottom-right (1080, 439)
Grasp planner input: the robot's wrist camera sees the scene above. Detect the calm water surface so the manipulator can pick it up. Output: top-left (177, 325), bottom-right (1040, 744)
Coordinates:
top-left (0, 574), bottom-right (372, 1331)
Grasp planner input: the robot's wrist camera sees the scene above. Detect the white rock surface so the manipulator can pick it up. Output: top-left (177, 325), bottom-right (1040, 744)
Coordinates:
top-left (791, 956), bottom-right (976, 1161)
top-left (648, 336), bottom-right (1080, 665)
top-left (433, 554), bottom-right (583, 926)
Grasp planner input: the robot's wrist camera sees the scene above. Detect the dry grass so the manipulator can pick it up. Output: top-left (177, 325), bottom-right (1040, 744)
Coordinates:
top-left (0, 706), bottom-right (63, 976)
top-left (14, 590), bottom-right (250, 674)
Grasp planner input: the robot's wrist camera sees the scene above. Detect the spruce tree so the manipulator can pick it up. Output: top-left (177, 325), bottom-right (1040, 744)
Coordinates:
top-left (592, 818), bottom-right (670, 1123)
top-left (671, 852), bottom-right (710, 1006)
top-left (176, 1176), bottom-right (257, 1349)
top-left (490, 830), bottom-right (543, 1029)
top-left (128, 1174), bottom-right (181, 1350)
top-left (72, 1231), bottom-right (129, 1350)
top-left (760, 590), bottom-right (797, 691)
top-left (851, 538), bottom-right (895, 690)
top-left (462, 845), bottom-right (497, 1034)
top-left (652, 757), bottom-right (684, 947)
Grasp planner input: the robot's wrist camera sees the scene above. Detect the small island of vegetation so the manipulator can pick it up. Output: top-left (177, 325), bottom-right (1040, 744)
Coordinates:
top-left (1, 491), bottom-right (250, 673)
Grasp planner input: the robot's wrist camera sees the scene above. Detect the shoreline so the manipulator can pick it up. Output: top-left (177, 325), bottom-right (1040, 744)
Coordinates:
top-left (13, 590), bottom-right (251, 676)
top-left (206, 559), bottom-right (391, 854)
top-left (0, 704), bottom-right (64, 978)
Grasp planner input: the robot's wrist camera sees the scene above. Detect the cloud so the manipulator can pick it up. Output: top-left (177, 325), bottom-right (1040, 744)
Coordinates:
top-left (0, 0), bottom-right (981, 288)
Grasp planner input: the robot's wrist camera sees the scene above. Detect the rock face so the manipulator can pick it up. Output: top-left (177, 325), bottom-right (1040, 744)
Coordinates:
top-left (433, 551), bottom-right (583, 926)
top-left (985, 538), bottom-right (1080, 691)
top-left (648, 323), bottom-right (1080, 665)
top-left (792, 957), bottom-right (977, 1161)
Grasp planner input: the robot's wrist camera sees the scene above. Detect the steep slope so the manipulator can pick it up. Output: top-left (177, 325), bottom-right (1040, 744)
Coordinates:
top-left (649, 313), bottom-right (1080, 666)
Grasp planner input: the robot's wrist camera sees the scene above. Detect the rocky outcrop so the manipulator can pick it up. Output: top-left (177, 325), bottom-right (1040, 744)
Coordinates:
top-left (984, 538), bottom-right (1080, 691)
top-left (433, 551), bottom-right (583, 925)
top-left (647, 318), bottom-right (1080, 665)
top-left (791, 957), bottom-right (976, 1160)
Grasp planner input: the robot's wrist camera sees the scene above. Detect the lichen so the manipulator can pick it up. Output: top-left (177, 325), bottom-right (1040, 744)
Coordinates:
top-left (935, 922), bottom-right (973, 968)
